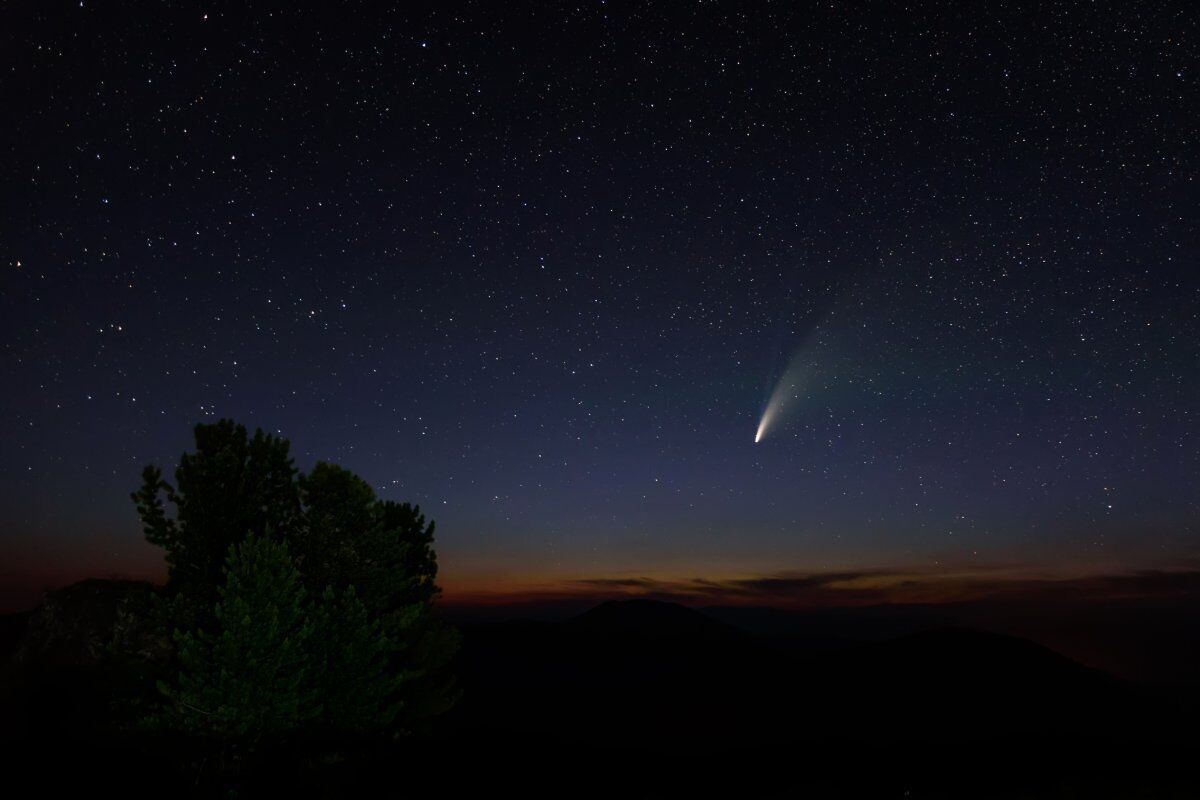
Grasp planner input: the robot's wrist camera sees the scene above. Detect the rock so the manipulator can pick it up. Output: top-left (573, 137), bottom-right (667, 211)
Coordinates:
top-left (13, 579), bottom-right (170, 667)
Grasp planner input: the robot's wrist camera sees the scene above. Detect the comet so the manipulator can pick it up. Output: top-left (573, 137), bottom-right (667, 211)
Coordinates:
top-left (754, 297), bottom-right (835, 442)
top-left (754, 332), bottom-right (821, 443)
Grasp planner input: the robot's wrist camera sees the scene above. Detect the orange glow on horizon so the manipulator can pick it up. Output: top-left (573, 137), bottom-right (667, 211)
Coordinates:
top-left (436, 559), bottom-right (1190, 610)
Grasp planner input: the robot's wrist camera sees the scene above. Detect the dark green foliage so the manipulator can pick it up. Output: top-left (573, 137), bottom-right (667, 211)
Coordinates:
top-left (375, 499), bottom-right (442, 608)
top-left (309, 586), bottom-right (404, 734)
top-left (296, 462), bottom-right (441, 611)
top-left (391, 606), bottom-right (462, 728)
top-left (134, 419), bottom-right (459, 752)
top-left (295, 461), bottom-right (460, 728)
top-left (294, 462), bottom-right (378, 598)
top-left (154, 533), bottom-right (319, 744)
top-left (132, 420), bottom-right (300, 629)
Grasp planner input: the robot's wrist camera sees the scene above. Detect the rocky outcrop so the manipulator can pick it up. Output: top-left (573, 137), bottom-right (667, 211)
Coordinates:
top-left (12, 579), bottom-right (170, 667)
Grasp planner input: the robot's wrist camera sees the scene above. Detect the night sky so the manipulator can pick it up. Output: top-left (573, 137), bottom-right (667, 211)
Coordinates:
top-left (3, 2), bottom-right (1198, 611)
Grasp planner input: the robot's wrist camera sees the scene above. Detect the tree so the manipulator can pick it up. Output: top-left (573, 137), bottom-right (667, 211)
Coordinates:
top-left (153, 532), bottom-right (319, 748)
top-left (134, 419), bottom-right (459, 745)
top-left (295, 461), bottom-right (460, 729)
top-left (308, 585), bottom-right (404, 735)
top-left (295, 462), bottom-right (441, 612)
top-left (132, 420), bottom-right (300, 630)
top-left (292, 461), bottom-right (377, 598)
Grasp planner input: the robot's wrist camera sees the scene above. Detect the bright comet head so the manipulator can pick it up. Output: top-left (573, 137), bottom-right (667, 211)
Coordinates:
top-left (754, 412), bottom-right (770, 443)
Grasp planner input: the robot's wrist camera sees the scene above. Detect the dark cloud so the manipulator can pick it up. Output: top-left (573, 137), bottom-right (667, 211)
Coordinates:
top-left (506, 567), bottom-right (1200, 611)
top-left (570, 577), bottom-right (669, 590)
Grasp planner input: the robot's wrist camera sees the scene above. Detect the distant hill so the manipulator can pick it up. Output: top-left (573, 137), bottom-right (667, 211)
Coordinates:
top-left (452, 599), bottom-right (1165, 745)
top-left (437, 598), bottom-right (1197, 795)
top-left (565, 598), bottom-right (744, 642)
top-left (4, 584), bottom-right (1198, 797)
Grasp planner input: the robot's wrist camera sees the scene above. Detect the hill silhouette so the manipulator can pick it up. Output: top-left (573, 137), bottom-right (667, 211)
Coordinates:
top-left (565, 598), bottom-right (744, 642)
top-left (436, 599), bottom-right (1197, 797)
top-left (3, 589), bottom-right (1197, 797)
top-left (453, 600), bottom-right (1151, 744)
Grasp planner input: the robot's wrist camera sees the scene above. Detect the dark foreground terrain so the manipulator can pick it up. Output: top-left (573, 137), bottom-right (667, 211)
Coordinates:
top-left (2, 584), bottom-right (1197, 798)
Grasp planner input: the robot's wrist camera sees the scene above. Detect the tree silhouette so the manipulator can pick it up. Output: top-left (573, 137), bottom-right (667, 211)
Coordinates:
top-left (134, 420), bottom-right (458, 747)
top-left (153, 532), bottom-right (319, 748)
top-left (295, 461), bottom-right (460, 730)
top-left (132, 420), bottom-right (300, 630)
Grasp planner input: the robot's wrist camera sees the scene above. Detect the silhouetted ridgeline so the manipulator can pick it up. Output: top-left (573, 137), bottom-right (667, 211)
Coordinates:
top-left (442, 598), bottom-right (1200, 796)
top-left (2, 583), bottom-right (1198, 797)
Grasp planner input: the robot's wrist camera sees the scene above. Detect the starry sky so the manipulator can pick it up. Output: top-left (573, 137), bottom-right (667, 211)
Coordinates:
top-left (3, 2), bottom-right (1198, 611)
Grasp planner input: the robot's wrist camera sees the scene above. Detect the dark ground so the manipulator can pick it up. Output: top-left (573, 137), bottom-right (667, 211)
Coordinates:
top-left (2, 588), bottom-right (1197, 798)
